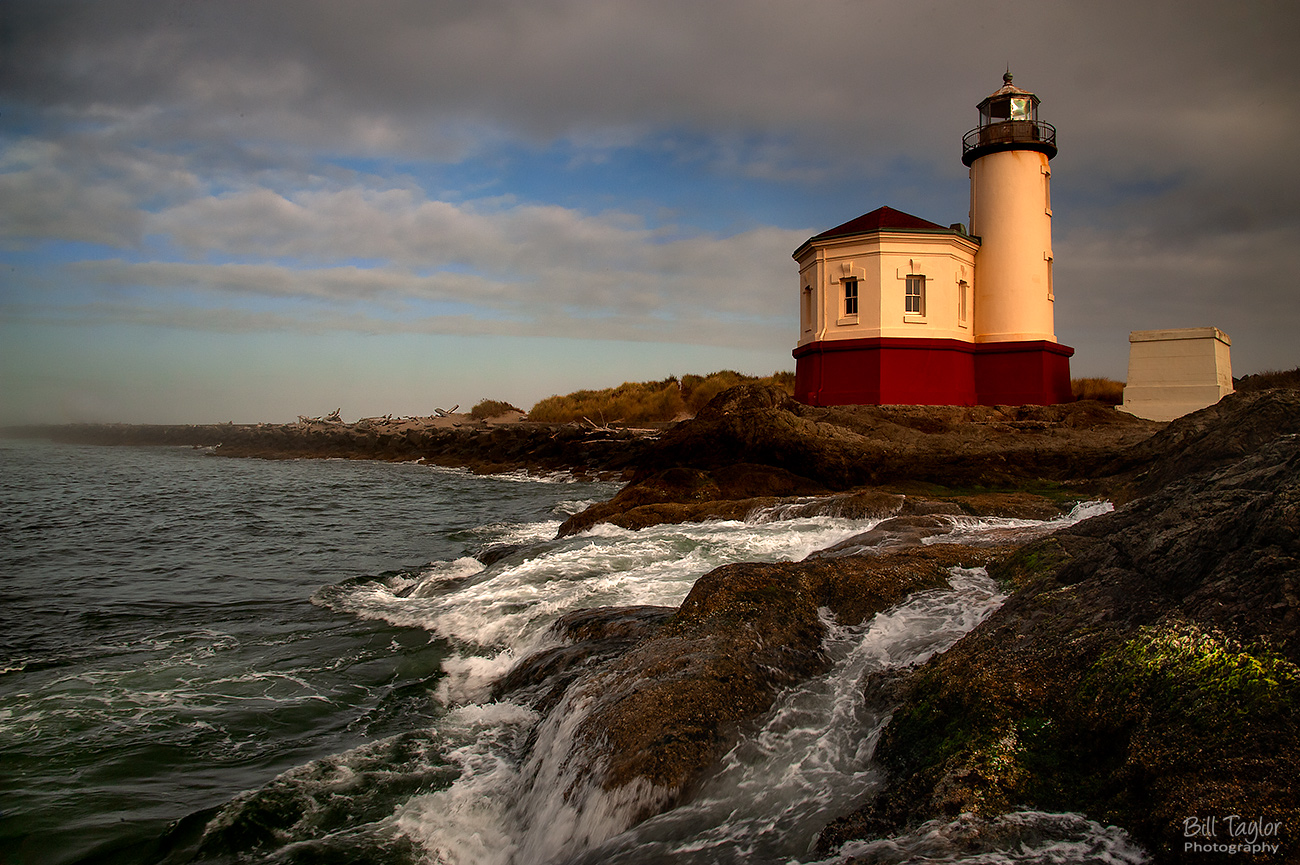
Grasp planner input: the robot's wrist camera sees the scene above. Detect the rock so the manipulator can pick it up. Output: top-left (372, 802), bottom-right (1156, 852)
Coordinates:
top-left (492, 606), bottom-right (676, 715)
top-left (818, 405), bottom-right (1300, 863)
top-left (519, 545), bottom-right (1011, 825)
top-left (474, 543), bottom-right (523, 567)
top-left (1114, 388), bottom-right (1300, 499)
top-left (556, 463), bottom-right (829, 536)
top-left (558, 385), bottom-right (1157, 535)
top-left (809, 515), bottom-right (955, 558)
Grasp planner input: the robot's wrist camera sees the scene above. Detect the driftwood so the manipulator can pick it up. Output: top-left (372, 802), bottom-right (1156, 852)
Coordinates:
top-left (296, 408), bottom-right (345, 425)
top-left (582, 416), bottom-right (623, 432)
top-left (434, 405), bottom-right (460, 418)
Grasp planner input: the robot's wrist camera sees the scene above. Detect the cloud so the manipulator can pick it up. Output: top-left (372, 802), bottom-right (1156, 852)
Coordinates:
top-left (3, 0), bottom-right (1299, 425)
top-left (7, 2), bottom-right (1295, 160)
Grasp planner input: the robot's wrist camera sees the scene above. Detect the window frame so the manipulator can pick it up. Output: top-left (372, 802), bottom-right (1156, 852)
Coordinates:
top-left (905, 275), bottom-right (926, 316)
top-left (843, 278), bottom-right (859, 317)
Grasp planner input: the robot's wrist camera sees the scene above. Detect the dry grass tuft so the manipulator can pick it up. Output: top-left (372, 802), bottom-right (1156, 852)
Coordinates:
top-left (1235, 368), bottom-right (1300, 391)
top-left (1071, 377), bottom-right (1125, 405)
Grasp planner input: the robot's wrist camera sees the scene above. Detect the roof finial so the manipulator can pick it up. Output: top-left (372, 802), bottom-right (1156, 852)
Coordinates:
top-left (1003, 68), bottom-right (1013, 85)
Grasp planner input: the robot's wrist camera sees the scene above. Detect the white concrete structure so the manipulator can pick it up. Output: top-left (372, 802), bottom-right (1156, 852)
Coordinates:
top-left (1121, 327), bottom-right (1234, 421)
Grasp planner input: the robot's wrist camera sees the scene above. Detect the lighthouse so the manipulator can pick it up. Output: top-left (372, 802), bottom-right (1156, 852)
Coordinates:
top-left (792, 73), bottom-right (1073, 406)
top-left (964, 72), bottom-right (1057, 344)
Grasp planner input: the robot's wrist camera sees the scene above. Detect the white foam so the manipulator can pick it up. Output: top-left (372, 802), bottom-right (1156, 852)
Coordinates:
top-left (324, 513), bottom-right (875, 654)
top-left (436, 649), bottom-right (528, 706)
top-left (343, 500), bottom-right (1132, 864)
top-left (394, 701), bottom-right (541, 865)
top-left (828, 810), bottom-right (1150, 864)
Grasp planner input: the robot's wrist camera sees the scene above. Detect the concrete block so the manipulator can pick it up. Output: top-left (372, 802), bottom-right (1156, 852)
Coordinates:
top-left (1121, 327), bottom-right (1233, 421)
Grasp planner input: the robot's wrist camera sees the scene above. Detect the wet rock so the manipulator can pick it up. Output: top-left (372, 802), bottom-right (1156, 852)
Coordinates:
top-left (557, 463), bottom-right (828, 536)
top-left (1112, 388), bottom-right (1300, 499)
top-left (544, 545), bottom-right (1011, 820)
top-left (819, 400), bottom-right (1300, 864)
top-left (492, 606), bottom-right (676, 715)
top-left (474, 543), bottom-right (523, 567)
top-left (809, 515), bottom-right (955, 558)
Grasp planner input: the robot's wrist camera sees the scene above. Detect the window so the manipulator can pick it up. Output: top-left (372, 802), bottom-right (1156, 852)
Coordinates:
top-left (843, 278), bottom-right (858, 316)
top-left (905, 275), bottom-right (925, 315)
top-left (958, 280), bottom-right (968, 324)
top-left (802, 285), bottom-right (813, 331)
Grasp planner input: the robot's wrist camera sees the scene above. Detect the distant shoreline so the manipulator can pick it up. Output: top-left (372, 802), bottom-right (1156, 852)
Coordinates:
top-left (0, 417), bottom-right (662, 480)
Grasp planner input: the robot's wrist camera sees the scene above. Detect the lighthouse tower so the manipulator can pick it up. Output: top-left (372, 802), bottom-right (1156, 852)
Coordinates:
top-left (962, 72), bottom-right (1073, 403)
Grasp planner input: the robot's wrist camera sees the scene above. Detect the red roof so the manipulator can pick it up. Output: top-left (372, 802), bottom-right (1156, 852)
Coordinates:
top-left (811, 206), bottom-right (947, 241)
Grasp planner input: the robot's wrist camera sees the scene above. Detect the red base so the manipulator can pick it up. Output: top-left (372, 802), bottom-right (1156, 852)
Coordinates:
top-left (793, 337), bottom-right (1073, 406)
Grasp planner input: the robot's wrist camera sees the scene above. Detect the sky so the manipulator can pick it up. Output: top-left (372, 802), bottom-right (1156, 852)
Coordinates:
top-left (2, 0), bottom-right (1298, 424)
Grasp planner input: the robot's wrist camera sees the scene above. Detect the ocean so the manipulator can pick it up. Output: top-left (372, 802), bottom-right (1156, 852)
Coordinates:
top-left (0, 440), bottom-right (1149, 864)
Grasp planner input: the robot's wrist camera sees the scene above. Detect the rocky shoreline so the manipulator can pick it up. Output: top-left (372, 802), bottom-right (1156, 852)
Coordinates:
top-left (506, 387), bottom-right (1298, 863)
top-left (9, 388), bottom-right (1299, 862)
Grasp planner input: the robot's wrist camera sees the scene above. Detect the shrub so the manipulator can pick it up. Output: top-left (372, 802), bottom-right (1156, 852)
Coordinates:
top-left (1070, 377), bottom-right (1124, 405)
top-left (1235, 368), bottom-right (1300, 392)
top-left (469, 399), bottom-right (524, 421)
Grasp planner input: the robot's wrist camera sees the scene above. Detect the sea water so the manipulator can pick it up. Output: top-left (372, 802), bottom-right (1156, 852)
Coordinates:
top-left (0, 440), bottom-right (1148, 864)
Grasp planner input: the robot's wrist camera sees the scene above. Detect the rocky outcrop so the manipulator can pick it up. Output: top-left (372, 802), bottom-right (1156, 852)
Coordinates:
top-left (495, 545), bottom-right (1013, 824)
top-left (818, 393), bottom-right (1300, 864)
top-left (1111, 388), bottom-right (1300, 499)
top-left (558, 385), bottom-right (1160, 535)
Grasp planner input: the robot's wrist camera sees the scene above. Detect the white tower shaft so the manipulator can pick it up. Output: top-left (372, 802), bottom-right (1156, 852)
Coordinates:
top-left (969, 148), bottom-right (1055, 343)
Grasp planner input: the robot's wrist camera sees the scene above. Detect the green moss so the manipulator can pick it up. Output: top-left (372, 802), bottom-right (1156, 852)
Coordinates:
top-left (1085, 624), bottom-right (1300, 731)
top-left (987, 537), bottom-right (1072, 591)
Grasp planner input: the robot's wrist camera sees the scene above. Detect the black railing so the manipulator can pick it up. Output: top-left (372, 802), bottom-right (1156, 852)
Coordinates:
top-left (962, 120), bottom-right (1057, 159)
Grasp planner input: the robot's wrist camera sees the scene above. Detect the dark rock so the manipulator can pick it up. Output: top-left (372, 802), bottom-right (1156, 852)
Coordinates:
top-left (1112, 388), bottom-right (1300, 499)
top-left (819, 413), bottom-right (1300, 863)
top-left (556, 463), bottom-right (829, 536)
top-left (550, 605), bottom-right (680, 644)
top-left (536, 545), bottom-right (1011, 823)
top-left (474, 544), bottom-right (523, 567)
top-left (558, 385), bottom-right (1156, 535)
top-left (491, 606), bottom-right (676, 715)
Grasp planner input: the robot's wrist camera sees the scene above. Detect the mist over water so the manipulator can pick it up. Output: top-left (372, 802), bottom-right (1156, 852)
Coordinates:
top-left (0, 440), bottom-right (1145, 864)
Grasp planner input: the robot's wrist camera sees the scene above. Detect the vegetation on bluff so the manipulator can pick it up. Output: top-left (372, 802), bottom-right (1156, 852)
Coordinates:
top-left (468, 399), bottom-right (524, 421)
top-left (1069, 376), bottom-right (1124, 404)
top-left (526, 370), bottom-right (795, 424)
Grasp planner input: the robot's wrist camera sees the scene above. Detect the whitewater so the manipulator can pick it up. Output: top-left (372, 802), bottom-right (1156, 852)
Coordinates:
top-left (0, 440), bottom-right (1149, 864)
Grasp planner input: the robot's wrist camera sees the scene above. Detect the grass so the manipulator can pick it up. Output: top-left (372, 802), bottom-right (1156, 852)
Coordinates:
top-left (1070, 377), bottom-right (1124, 404)
top-left (527, 370), bottom-right (795, 424)
top-left (1236, 367), bottom-right (1300, 391)
top-left (520, 366), bottom-right (1294, 426)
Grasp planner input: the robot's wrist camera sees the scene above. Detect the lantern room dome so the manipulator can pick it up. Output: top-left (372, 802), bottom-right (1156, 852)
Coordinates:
top-left (961, 72), bottom-right (1057, 166)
